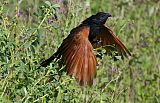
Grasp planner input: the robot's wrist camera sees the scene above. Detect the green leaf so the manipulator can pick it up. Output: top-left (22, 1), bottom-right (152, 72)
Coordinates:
top-left (45, 1), bottom-right (51, 7)
top-left (24, 42), bottom-right (31, 48)
top-left (51, 8), bottom-right (56, 14)
top-left (52, 4), bottom-right (60, 8)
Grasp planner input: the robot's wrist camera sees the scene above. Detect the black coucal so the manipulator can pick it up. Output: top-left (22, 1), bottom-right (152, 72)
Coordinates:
top-left (39, 12), bottom-right (131, 85)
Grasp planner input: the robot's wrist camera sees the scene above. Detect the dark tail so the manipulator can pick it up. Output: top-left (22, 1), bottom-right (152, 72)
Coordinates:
top-left (37, 54), bottom-right (56, 69)
top-left (41, 55), bottom-right (56, 67)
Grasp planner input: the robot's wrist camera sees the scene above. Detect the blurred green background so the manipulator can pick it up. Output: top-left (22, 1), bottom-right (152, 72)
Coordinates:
top-left (0, 0), bottom-right (160, 102)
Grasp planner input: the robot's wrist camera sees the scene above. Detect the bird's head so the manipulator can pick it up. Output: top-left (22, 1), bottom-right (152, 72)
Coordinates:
top-left (82, 12), bottom-right (112, 25)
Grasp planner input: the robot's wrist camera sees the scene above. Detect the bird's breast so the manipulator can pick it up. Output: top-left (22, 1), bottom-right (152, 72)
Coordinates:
top-left (89, 25), bottom-right (101, 42)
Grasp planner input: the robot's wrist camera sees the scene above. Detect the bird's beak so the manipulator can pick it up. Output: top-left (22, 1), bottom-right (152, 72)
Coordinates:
top-left (107, 13), bottom-right (112, 17)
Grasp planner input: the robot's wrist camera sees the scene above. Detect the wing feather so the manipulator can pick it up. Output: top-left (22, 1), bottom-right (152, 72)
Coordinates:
top-left (92, 26), bottom-right (131, 58)
top-left (56, 26), bottom-right (97, 85)
top-left (67, 45), bottom-right (82, 75)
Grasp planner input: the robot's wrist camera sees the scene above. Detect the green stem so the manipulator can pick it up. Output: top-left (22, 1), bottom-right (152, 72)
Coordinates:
top-left (17, 8), bottom-right (50, 51)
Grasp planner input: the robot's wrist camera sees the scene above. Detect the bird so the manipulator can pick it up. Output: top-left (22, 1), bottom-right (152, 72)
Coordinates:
top-left (39, 12), bottom-right (131, 86)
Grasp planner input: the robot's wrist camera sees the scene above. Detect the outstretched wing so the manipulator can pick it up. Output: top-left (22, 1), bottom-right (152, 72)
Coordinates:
top-left (54, 26), bottom-right (97, 85)
top-left (92, 26), bottom-right (131, 58)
